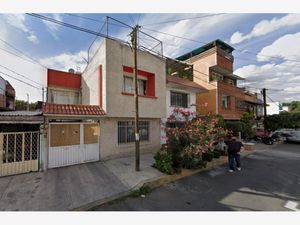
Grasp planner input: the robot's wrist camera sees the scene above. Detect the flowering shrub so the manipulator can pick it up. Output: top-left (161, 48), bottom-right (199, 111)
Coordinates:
top-left (155, 111), bottom-right (229, 173)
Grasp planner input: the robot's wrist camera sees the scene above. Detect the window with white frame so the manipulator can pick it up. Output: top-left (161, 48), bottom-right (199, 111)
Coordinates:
top-left (123, 76), bottom-right (146, 95)
top-left (118, 121), bottom-right (149, 144)
top-left (170, 91), bottom-right (188, 108)
top-left (222, 95), bottom-right (230, 109)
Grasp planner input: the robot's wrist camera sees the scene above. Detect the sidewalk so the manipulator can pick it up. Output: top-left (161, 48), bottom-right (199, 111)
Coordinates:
top-left (0, 145), bottom-right (263, 211)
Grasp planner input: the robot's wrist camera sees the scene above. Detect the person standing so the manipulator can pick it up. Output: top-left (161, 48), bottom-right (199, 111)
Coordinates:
top-left (225, 136), bottom-right (244, 172)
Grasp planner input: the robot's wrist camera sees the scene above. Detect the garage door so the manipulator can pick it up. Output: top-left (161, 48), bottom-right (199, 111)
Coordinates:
top-left (0, 131), bottom-right (39, 177)
top-left (48, 123), bottom-right (99, 168)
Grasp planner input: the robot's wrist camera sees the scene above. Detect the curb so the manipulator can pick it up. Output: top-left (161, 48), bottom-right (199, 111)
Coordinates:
top-left (77, 149), bottom-right (256, 211)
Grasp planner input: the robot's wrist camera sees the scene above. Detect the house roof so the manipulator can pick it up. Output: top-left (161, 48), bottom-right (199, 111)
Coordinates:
top-left (166, 75), bottom-right (207, 93)
top-left (42, 103), bottom-right (106, 116)
top-left (176, 39), bottom-right (234, 61)
top-left (0, 110), bottom-right (43, 123)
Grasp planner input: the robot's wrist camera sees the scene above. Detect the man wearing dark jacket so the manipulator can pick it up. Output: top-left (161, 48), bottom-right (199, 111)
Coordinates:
top-left (225, 136), bottom-right (244, 172)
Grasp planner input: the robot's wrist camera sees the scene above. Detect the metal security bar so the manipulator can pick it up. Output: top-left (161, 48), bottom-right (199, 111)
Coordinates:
top-left (118, 121), bottom-right (149, 144)
top-left (0, 131), bottom-right (39, 176)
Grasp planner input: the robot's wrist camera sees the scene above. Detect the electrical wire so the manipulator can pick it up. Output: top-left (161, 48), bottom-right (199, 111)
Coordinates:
top-left (140, 27), bottom-right (300, 64)
top-left (141, 13), bottom-right (226, 26)
top-left (0, 64), bottom-right (44, 87)
top-left (0, 38), bottom-right (46, 68)
top-left (0, 71), bottom-right (41, 90)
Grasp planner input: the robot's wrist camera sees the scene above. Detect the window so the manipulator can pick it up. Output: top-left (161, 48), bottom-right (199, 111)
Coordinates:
top-left (123, 76), bottom-right (147, 95)
top-left (118, 121), bottom-right (150, 144)
top-left (170, 91), bottom-right (188, 108)
top-left (222, 95), bottom-right (230, 109)
top-left (210, 71), bottom-right (223, 82)
top-left (236, 99), bottom-right (246, 110)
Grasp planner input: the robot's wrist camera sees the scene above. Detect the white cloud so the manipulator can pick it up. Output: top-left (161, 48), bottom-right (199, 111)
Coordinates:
top-left (4, 14), bottom-right (39, 44)
top-left (137, 14), bottom-right (247, 57)
top-left (230, 14), bottom-right (300, 44)
top-left (39, 51), bottom-right (88, 72)
top-left (42, 13), bottom-right (62, 40)
top-left (257, 32), bottom-right (300, 62)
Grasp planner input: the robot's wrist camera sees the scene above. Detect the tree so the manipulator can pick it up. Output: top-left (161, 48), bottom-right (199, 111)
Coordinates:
top-left (15, 100), bottom-right (37, 111)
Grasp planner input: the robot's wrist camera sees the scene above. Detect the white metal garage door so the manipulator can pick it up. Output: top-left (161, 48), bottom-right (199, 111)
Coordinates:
top-left (48, 123), bottom-right (99, 168)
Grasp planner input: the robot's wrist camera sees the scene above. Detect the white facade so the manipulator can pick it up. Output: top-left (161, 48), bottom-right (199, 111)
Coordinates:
top-left (82, 38), bottom-right (166, 118)
top-left (81, 38), bottom-right (166, 159)
top-left (266, 102), bottom-right (280, 115)
top-left (161, 81), bottom-right (204, 144)
top-left (166, 87), bottom-right (197, 120)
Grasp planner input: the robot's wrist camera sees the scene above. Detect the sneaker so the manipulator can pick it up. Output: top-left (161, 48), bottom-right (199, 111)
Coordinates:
top-left (237, 167), bottom-right (241, 171)
top-left (229, 169), bottom-right (234, 173)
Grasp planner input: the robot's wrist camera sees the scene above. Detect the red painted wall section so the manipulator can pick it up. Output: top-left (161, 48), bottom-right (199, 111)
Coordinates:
top-left (98, 65), bottom-right (102, 107)
top-left (122, 65), bottom-right (156, 97)
top-left (47, 69), bottom-right (81, 90)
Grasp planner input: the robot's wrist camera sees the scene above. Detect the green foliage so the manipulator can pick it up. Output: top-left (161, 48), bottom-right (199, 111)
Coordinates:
top-left (265, 112), bottom-right (300, 131)
top-left (131, 185), bottom-right (152, 197)
top-left (15, 100), bottom-right (37, 111)
top-left (240, 112), bottom-right (255, 139)
top-left (153, 151), bottom-right (174, 174)
top-left (225, 112), bottom-right (255, 139)
top-left (282, 101), bottom-right (300, 112)
top-left (213, 150), bottom-right (221, 158)
top-left (202, 150), bottom-right (214, 162)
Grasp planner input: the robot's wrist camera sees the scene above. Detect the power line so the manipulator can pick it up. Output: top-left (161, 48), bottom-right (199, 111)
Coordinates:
top-left (0, 71), bottom-right (41, 90)
top-left (0, 38), bottom-right (46, 68)
top-left (0, 65), bottom-right (44, 87)
top-left (27, 13), bottom-right (132, 47)
top-left (127, 14), bottom-right (136, 26)
top-left (141, 27), bottom-right (300, 64)
top-left (65, 13), bottom-right (130, 29)
top-left (141, 13), bottom-right (225, 26)
top-left (0, 46), bottom-right (40, 66)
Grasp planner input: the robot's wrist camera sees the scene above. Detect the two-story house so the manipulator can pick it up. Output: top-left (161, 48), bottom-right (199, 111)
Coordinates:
top-left (41, 38), bottom-right (166, 170)
top-left (161, 59), bottom-right (207, 144)
top-left (177, 39), bottom-right (260, 120)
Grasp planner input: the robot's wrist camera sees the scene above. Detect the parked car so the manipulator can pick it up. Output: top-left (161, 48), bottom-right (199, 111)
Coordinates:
top-left (286, 131), bottom-right (300, 143)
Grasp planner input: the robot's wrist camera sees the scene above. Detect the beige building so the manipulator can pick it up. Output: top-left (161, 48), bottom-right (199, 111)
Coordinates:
top-left (41, 38), bottom-right (166, 170)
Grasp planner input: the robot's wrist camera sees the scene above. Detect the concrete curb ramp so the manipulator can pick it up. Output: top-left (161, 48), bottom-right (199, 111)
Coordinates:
top-left (78, 150), bottom-right (255, 211)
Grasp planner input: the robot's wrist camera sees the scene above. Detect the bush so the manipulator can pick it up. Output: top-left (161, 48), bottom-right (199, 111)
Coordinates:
top-left (153, 151), bottom-right (174, 174)
top-left (202, 151), bottom-right (214, 162)
top-left (213, 150), bottom-right (221, 158)
top-left (131, 185), bottom-right (152, 197)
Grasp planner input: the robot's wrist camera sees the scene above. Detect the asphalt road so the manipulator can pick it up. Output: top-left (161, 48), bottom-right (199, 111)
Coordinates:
top-left (95, 143), bottom-right (300, 211)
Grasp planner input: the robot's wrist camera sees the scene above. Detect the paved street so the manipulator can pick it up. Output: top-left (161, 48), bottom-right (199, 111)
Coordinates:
top-left (95, 143), bottom-right (300, 211)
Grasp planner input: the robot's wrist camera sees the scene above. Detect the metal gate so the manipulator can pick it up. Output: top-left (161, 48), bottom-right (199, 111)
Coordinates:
top-left (0, 131), bottom-right (39, 177)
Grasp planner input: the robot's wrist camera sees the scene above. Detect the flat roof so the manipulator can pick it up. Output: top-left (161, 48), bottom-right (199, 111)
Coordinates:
top-left (176, 39), bottom-right (234, 61)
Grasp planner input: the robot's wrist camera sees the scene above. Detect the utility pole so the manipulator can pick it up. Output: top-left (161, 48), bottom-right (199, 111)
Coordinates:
top-left (130, 25), bottom-right (140, 171)
top-left (262, 88), bottom-right (267, 133)
top-left (26, 93), bottom-right (29, 111)
top-left (42, 88), bottom-right (45, 102)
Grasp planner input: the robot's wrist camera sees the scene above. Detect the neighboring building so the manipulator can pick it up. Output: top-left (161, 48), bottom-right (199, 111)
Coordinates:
top-left (0, 110), bottom-right (43, 177)
top-left (40, 38), bottom-right (166, 170)
top-left (281, 105), bottom-right (291, 113)
top-left (0, 76), bottom-right (15, 111)
top-left (266, 102), bottom-right (280, 115)
top-left (161, 74), bottom-right (207, 144)
top-left (177, 39), bottom-right (261, 120)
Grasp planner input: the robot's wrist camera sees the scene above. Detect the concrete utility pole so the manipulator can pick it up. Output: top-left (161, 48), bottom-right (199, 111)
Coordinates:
top-left (26, 93), bottom-right (29, 111)
top-left (130, 25), bottom-right (141, 171)
top-left (42, 88), bottom-right (45, 102)
top-left (262, 88), bottom-right (267, 133)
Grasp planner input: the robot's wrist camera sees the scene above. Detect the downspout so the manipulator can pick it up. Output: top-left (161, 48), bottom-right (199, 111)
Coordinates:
top-left (216, 81), bottom-right (219, 114)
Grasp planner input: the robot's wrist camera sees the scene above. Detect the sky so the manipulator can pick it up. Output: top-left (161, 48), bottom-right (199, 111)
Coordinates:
top-left (0, 13), bottom-right (300, 103)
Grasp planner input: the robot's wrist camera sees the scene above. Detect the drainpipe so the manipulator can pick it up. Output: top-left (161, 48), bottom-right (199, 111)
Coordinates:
top-left (216, 81), bottom-right (219, 114)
